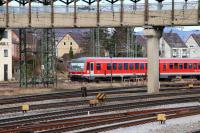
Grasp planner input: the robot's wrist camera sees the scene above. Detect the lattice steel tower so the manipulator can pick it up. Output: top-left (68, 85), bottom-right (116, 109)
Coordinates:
top-left (41, 29), bottom-right (56, 87)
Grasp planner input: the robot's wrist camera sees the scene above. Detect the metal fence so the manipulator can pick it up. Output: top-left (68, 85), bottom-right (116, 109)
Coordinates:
top-left (0, 1), bottom-right (198, 14)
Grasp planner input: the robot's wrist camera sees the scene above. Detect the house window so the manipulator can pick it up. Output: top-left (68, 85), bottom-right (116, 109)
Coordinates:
top-left (4, 49), bottom-right (8, 57)
top-left (172, 49), bottom-right (177, 57)
top-left (64, 42), bottom-right (66, 45)
top-left (3, 31), bottom-right (8, 39)
top-left (182, 49), bottom-right (187, 58)
top-left (173, 49), bottom-right (177, 54)
top-left (70, 42), bottom-right (72, 45)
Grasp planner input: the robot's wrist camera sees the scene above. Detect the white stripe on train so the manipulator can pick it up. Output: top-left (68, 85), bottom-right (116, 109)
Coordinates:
top-left (71, 72), bottom-right (200, 77)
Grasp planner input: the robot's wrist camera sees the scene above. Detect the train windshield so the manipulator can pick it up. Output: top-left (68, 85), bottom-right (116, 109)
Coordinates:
top-left (70, 59), bottom-right (85, 72)
top-left (70, 62), bottom-right (85, 71)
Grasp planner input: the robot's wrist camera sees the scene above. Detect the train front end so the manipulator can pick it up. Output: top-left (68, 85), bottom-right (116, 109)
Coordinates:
top-left (68, 58), bottom-right (87, 80)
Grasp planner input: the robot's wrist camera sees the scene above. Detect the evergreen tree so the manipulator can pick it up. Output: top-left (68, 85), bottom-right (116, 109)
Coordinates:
top-left (69, 46), bottom-right (74, 59)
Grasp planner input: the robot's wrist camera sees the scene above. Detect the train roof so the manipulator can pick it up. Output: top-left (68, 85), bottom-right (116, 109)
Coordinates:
top-left (71, 57), bottom-right (200, 63)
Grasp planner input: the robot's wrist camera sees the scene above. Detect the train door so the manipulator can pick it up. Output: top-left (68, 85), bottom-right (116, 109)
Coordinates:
top-left (90, 62), bottom-right (94, 75)
top-left (88, 62), bottom-right (95, 80)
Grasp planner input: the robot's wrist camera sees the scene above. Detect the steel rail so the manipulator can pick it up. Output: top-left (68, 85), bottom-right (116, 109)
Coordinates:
top-left (0, 94), bottom-right (199, 128)
top-left (0, 85), bottom-right (199, 105)
top-left (0, 89), bottom-right (200, 114)
top-left (38, 107), bottom-right (200, 133)
top-left (75, 109), bottom-right (200, 133)
top-left (2, 106), bottom-right (200, 132)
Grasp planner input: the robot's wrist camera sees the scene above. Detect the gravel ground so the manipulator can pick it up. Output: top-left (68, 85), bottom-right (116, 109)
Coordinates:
top-left (1, 93), bottom-right (199, 119)
top-left (0, 82), bottom-right (137, 96)
top-left (1, 101), bottom-right (199, 122)
top-left (103, 114), bottom-right (200, 133)
top-left (0, 79), bottom-right (199, 97)
top-left (0, 88), bottom-right (191, 110)
top-left (70, 102), bottom-right (200, 133)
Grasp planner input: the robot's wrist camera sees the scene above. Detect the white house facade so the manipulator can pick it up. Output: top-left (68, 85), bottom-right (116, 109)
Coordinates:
top-left (159, 33), bottom-right (189, 58)
top-left (185, 34), bottom-right (200, 58)
top-left (0, 29), bottom-right (12, 81)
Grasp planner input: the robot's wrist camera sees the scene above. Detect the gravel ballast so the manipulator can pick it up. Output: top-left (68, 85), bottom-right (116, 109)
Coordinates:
top-left (103, 114), bottom-right (200, 133)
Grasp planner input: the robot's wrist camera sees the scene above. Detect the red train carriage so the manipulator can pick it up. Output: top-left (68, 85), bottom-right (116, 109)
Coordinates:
top-left (68, 57), bottom-right (200, 81)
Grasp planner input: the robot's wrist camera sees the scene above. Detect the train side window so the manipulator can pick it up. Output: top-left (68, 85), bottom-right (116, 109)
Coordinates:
top-left (179, 64), bottom-right (183, 69)
top-left (129, 63), bottom-right (134, 70)
top-left (184, 63), bottom-right (188, 69)
top-left (96, 63), bottom-right (101, 70)
top-left (146, 63), bottom-right (148, 69)
top-left (163, 64), bottom-right (166, 71)
top-left (124, 63), bottom-right (128, 70)
top-left (189, 63), bottom-right (192, 69)
top-left (198, 63), bottom-right (200, 69)
top-left (118, 63), bottom-right (122, 70)
top-left (140, 63), bottom-right (144, 70)
top-left (174, 63), bottom-right (178, 69)
top-left (169, 63), bottom-right (173, 69)
top-left (113, 63), bottom-right (117, 70)
top-left (135, 63), bottom-right (139, 70)
top-left (194, 63), bottom-right (197, 69)
top-left (107, 63), bottom-right (111, 70)
top-left (87, 63), bottom-right (90, 70)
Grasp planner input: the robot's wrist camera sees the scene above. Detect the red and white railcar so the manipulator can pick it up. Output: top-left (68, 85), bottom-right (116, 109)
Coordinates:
top-left (68, 57), bottom-right (200, 80)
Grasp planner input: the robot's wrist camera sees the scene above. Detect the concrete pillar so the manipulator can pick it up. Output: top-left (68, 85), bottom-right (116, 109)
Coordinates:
top-left (184, 0), bottom-right (188, 10)
top-left (157, 2), bottom-right (162, 10)
top-left (144, 26), bottom-right (163, 93)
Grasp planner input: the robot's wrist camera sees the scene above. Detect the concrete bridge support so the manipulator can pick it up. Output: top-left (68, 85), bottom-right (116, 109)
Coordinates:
top-left (144, 26), bottom-right (163, 93)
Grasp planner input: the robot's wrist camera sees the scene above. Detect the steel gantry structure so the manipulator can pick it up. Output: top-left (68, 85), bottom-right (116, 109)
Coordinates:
top-left (0, 0), bottom-right (199, 92)
top-left (0, 0), bottom-right (199, 28)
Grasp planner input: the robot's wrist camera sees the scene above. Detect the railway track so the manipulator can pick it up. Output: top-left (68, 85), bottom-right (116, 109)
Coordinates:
top-left (0, 89), bottom-right (200, 114)
top-left (1, 106), bottom-right (199, 133)
top-left (73, 107), bottom-right (200, 133)
top-left (0, 94), bottom-right (199, 128)
top-left (0, 86), bottom-right (145, 105)
top-left (0, 85), bottom-right (199, 105)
